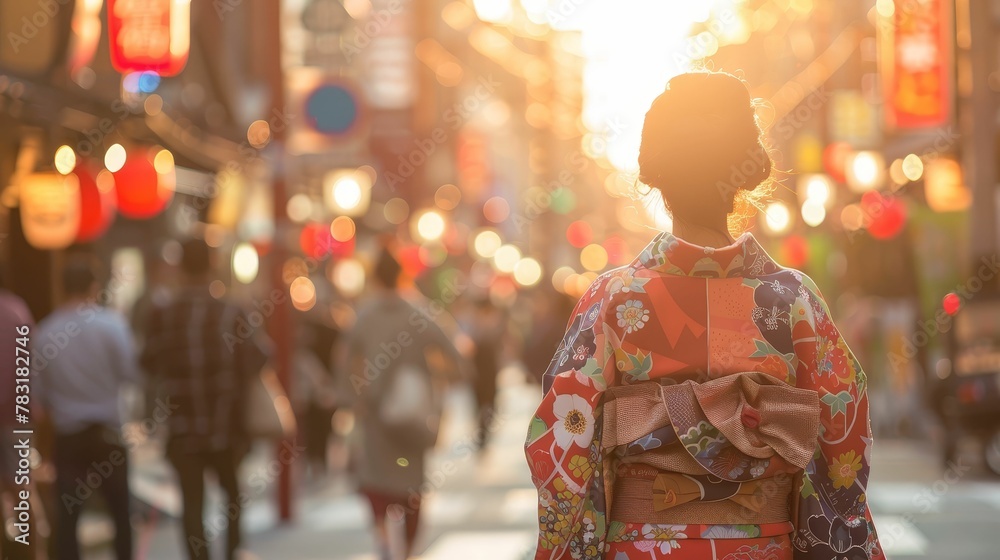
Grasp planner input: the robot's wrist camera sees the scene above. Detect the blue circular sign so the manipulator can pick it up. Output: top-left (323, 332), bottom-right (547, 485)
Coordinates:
top-left (305, 84), bottom-right (360, 135)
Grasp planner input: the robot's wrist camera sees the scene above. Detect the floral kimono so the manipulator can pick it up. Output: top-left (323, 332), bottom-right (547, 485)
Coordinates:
top-left (525, 232), bottom-right (883, 560)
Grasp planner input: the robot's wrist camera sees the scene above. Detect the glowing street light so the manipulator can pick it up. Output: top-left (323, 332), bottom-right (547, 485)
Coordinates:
top-left (902, 153), bottom-right (924, 182)
top-left (846, 151), bottom-right (885, 193)
top-left (232, 242), bottom-right (259, 284)
top-left (798, 174), bottom-right (835, 208)
top-left (473, 229), bottom-right (502, 258)
top-left (414, 210), bottom-right (446, 241)
top-left (324, 168), bottom-right (371, 216)
top-left (513, 257), bottom-right (542, 287)
top-left (762, 201), bottom-right (792, 234)
top-left (492, 244), bottom-right (521, 273)
top-left (104, 143), bottom-right (126, 172)
top-left (333, 176), bottom-right (362, 209)
top-left (801, 199), bottom-right (826, 227)
top-left (54, 145), bottom-right (77, 175)
top-left (580, 243), bottom-right (608, 272)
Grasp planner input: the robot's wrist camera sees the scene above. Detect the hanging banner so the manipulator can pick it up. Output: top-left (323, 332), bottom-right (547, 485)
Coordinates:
top-left (108, 0), bottom-right (190, 76)
top-left (882, 0), bottom-right (952, 129)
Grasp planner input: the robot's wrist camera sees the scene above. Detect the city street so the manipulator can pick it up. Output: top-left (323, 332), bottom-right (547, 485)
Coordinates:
top-left (75, 369), bottom-right (1000, 560)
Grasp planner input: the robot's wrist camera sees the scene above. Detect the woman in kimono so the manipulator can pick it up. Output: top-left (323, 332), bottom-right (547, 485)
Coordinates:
top-left (525, 71), bottom-right (883, 560)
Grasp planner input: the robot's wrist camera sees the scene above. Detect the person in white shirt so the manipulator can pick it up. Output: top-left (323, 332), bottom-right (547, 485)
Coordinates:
top-left (36, 256), bottom-right (139, 560)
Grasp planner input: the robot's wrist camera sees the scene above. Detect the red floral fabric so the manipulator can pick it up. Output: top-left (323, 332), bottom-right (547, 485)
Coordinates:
top-left (525, 232), bottom-right (883, 560)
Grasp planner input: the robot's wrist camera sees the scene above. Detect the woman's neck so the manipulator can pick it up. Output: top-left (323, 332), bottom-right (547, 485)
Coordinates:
top-left (671, 216), bottom-right (735, 249)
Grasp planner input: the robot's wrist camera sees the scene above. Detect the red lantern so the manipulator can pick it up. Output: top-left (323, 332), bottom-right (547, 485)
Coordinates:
top-left (943, 293), bottom-right (961, 316)
top-left (108, 0), bottom-right (191, 77)
top-left (299, 222), bottom-right (334, 259)
top-left (822, 142), bottom-right (851, 184)
top-left (75, 166), bottom-right (117, 242)
top-left (113, 147), bottom-right (175, 219)
top-left (861, 191), bottom-right (907, 240)
top-left (781, 235), bottom-right (810, 269)
top-left (397, 245), bottom-right (426, 279)
top-left (566, 221), bottom-right (592, 248)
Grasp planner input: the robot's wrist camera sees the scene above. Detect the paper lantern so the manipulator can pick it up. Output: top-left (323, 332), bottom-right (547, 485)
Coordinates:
top-left (566, 221), bottom-right (592, 248)
top-left (781, 235), bottom-right (810, 269)
top-left (76, 166), bottom-right (117, 242)
top-left (108, 0), bottom-right (191, 77)
top-left (943, 293), bottom-right (961, 316)
top-left (113, 146), bottom-right (175, 219)
top-left (861, 191), bottom-right (907, 240)
top-left (397, 245), bottom-right (425, 279)
top-left (299, 222), bottom-right (334, 259)
top-left (822, 142), bottom-right (851, 184)
top-left (20, 173), bottom-right (81, 250)
top-left (924, 159), bottom-right (971, 212)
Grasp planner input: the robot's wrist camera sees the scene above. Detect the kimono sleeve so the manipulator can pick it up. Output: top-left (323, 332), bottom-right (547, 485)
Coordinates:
top-left (524, 275), bottom-right (615, 560)
top-left (790, 277), bottom-right (884, 560)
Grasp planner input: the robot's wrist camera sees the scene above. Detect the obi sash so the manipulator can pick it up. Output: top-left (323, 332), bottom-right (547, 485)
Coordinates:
top-left (601, 372), bottom-right (820, 525)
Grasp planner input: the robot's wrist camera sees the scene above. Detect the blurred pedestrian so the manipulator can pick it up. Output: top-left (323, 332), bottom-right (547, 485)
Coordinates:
top-left (467, 297), bottom-right (507, 450)
top-left (338, 249), bottom-right (463, 560)
top-left (292, 323), bottom-right (338, 479)
top-left (0, 262), bottom-right (36, 560)
top-left (35, 256), bottom-right (138, 560)
top-left (141, 239), bottom-right (264, 560)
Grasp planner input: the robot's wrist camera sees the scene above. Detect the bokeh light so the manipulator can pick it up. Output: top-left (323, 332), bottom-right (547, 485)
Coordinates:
top-left (153, 149), bottom-right (174, 175)
top-left (414, 210), bottom-right (446, 241)
top-left (286, 194), bottom-right (314, 223)
top-left (902, 153), bottom-right (924, 182)
top-left (330, 216), bottom-right (356, 242)
top-left (492, 244), bottom-right (521, 273)
top-left (801, 199), bottom-right (826, 227)
top-left (846, 151), bottom-right (885, 193)
top-left (566, 220), bottom-right (592, 248)
top-left (473, 229), bottom-right (502, 258)
top-left (513, 257), bottom-right (542, 287)
top-left (332, 259), bottom-right (366, 297)
top-left (943, 292), bottom-right (961, 316)
top-left (209, 280), bottom-right (227, 299)
top-left (247, 119), bottom-right (271, 149)
top-left (290, 276), bottom-right (317, 311)
top-left (232, 242), bottom-right (259, 284)
top-left (552, 266), bottom-right (576, 292)
top-left (580, 243), bottom-right (608, 271)
top-left (104, 143), bottom-right (126, 172)
top-left (763, 201), bottom-right (792, 234)
top-left (383, 197), bottom-right (409, 225)
top-left (483, 196), bottom-right (510, 223)
top-left (840, 204), bottom-right (865, 231)
top-left (435, 184), bottom-right (462, 210)
top-left (54, 145), bottom-right (77, 175)
top-left (333, 176), bottom-right (362, 210)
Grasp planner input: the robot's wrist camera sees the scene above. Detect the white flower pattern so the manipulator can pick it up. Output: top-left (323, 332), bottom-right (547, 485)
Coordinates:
top-left (616, 299), bottom-right (649, 333)
top-left (551, 393), bottom-right (595, 450)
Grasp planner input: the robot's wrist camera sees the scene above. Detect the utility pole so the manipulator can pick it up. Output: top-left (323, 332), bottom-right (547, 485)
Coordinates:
top-left (966, 0), bottom-right (998, 264)
top-left (261, 0), bottom-right (295, 522)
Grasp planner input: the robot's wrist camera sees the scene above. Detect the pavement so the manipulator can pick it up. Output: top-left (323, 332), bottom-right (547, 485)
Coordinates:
top-left (75, 368), bottom-right (1000, 560)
